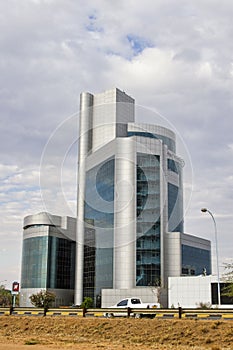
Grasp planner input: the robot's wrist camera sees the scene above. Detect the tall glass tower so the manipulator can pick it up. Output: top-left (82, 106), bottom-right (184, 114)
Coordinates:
top-left (75, 88), bottom-right (211, 307)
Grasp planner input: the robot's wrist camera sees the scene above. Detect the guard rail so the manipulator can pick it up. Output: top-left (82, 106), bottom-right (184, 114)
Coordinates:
top-left (0, 307), bottom-right (233, 319)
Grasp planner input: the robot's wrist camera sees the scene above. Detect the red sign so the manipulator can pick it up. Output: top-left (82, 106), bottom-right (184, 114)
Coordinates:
top-left (12, 282), bottom-right (19, 292)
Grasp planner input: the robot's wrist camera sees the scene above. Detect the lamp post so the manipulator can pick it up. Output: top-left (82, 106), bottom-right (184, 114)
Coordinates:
top-left (201, 208), bottom-right (221, 306)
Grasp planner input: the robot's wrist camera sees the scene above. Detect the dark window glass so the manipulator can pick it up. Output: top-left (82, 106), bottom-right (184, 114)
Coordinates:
top-left (47, 234), bottom-right (76, 289)
top-left (211, 283), bottom-right (233, 305)
top-left (167, 159), bottom-right (180, 174)
top-left (131, 298), bottom-right (141, 304)
top-left (168, 183), bottom-right (183, 232)
top-left (83, 228), bottom-right (96, 300)
top-left (117, 299), bottom-right (128, 306)
top-left (182, 245), bottom-right (211, 276)
top-left (136, 153), bottom-right (161, 287)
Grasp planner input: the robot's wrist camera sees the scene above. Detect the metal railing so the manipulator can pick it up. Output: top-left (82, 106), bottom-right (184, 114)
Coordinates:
top-left (1, 306), bottom-right (233, 319)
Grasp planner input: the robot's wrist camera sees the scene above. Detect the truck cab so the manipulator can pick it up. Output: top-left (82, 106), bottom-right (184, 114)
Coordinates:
top-left (104, 297), bottom-right (160, 318)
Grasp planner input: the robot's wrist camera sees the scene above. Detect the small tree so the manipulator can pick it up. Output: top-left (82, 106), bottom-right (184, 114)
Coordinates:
top-left (0, 285), bottom-right (12, 306)
top-left (80, 297), bottom-right (93, 309)
top-left (29, 290), bottom-right (56, 310)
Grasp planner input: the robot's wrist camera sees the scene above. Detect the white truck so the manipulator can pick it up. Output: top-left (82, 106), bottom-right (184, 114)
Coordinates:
top-left (104, 297), bottom-right (160, 318)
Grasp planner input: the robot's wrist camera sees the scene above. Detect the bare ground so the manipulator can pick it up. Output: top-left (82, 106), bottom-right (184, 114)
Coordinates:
top-left (0, 316), bottom-right (233, 350)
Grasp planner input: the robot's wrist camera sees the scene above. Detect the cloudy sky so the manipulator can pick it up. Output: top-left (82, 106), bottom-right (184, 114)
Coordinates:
top-left (1, 0), bottom-right (233, 289)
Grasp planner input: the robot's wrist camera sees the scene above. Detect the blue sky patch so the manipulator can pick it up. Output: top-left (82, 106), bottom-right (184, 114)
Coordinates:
top-left (127, 34), bottom-right (153, 55)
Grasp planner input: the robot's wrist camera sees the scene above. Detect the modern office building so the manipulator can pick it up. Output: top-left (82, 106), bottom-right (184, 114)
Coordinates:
top-left (20, 212), bottom-right (76, 307)
top-left (75, 88), bottom-right (211, 307)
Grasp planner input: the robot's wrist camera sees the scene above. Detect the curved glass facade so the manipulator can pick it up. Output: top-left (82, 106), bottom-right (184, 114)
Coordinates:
top-left (136, 153), bottom-right (161, 286)
top-left (84, 158), bottom-right (114, 229)
top-left (21, 234), bottom-right (75, 289)
top-left (84, 157), bottom-right (115, 298)
top-left (21, 236), bottom-right (48, 288)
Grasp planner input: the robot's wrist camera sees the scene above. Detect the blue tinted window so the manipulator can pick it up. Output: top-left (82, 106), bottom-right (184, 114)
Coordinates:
top-left (182, 245), bottom-right (211, 275)
top-left (96, 160), bottom-right (114, 201)
top-left (85, 158), bottom-right (115, 228)
top-left (21, 236), bottom-right (48, 288)
top-left (21, 235), bottom-right (75, 289)
top-left (168, 183), bottom-right (183, 232)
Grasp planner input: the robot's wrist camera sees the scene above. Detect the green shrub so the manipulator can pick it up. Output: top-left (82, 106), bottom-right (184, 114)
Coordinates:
top-left (80, 297), bottom-right (93, 309)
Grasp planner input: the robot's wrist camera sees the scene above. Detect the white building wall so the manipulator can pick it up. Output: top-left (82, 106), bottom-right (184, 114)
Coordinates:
top-left (92, 88), bottom-right (134, 152)
top-left (164, 232), bottom-right (182, 282)
top-left (168, 275), bottom-right (215, 308)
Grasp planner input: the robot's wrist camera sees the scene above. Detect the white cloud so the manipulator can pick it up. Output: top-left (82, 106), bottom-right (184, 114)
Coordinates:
top-left (197, 62), bottom-right (213, 79)
top-left (0, 164), bottom-right (19, 180)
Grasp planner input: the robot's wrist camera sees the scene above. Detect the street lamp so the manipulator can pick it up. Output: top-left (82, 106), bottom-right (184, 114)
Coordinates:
top-left (201, 208), bottom-right (221, 306)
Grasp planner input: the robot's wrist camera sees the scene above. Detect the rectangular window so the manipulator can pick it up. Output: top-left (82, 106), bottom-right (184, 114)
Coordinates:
top-left (182, 245), bottom-right (211, 276)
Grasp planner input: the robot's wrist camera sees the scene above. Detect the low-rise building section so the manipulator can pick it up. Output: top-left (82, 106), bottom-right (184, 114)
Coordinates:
top-left (20, 212), bottom-right (76, 307)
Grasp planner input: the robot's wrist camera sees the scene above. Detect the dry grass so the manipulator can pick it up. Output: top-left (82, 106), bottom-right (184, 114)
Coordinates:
top-left (0, 316), bottom-right (233, 349)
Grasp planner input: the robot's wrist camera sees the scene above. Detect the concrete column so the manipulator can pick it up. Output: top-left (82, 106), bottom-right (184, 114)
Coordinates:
top-left (114, 138), bottom-right (136, 289)
top-left (75, 92), bottom-right (93, 305)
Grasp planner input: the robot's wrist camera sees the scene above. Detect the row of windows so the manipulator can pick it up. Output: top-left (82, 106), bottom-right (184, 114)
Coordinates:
top-left (136, 266), bottom-right (161, 287)
top-left (137, 238), bottom-right (160, 249)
